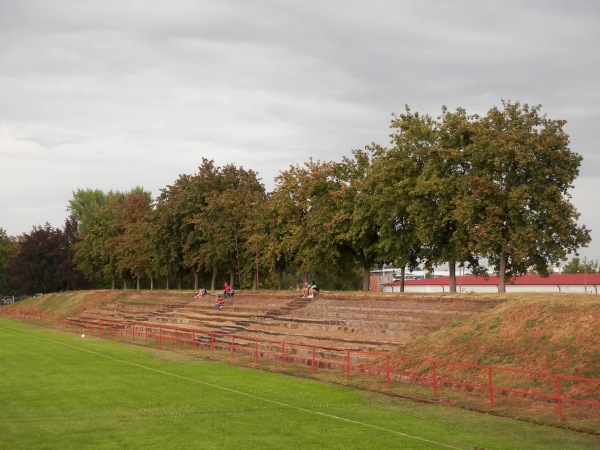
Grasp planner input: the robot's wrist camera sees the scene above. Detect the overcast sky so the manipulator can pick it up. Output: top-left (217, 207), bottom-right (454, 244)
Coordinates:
top-left (1, 0), bottom-right (599, 263)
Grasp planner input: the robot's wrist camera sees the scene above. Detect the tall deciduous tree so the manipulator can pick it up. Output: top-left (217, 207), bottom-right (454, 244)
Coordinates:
top-left (0, 228), bottom-right (17, 295)
top-left (154, 174), bottom-right (203, 289)
top-left (408, 107), bottom-right (480, 292)
top-left (9, 223), bottom-right (85, 295)
top-left (561, 257), bottom-right (600, 274)
top-left (71, 189), bottom-right (131, 288)
top-left (459, 101), bottom-right (590, 291)
top-left (333, 150), bottom-right (380, 291)
top-left (111, 190), bottom-right (154, 289)
top-left (192, 164), bottom-right (266, 290)
top-left (367, 109), bottom-right (432, 290)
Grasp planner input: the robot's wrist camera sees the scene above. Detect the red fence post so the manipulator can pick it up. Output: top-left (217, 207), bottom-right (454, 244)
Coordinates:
top-left (432, 360), bottom-right (437, 397)
top-left (386, 355), bottom-right (390, 389)
top-left (281, 342), bottom-right (286, 368)
top-left (312, 345), bottom-right (316, 374)
top-left (556, 375), bottom-right (563, 421)
top-left (346, 350), bottom-right (351, 380)
top-left (488, 366), bottom-right (494, 407)
top-left (230, 336), bottom-right (235, 358)
top-left (254, 340), bottom-right (258, 363)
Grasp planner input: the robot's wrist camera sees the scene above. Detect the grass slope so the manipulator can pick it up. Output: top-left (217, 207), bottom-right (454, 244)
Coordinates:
top-left (400, 295), bottom-right (600, 380)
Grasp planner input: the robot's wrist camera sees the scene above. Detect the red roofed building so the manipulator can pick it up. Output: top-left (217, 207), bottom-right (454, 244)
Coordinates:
top-left (381, 273), bottom-right (600, 294)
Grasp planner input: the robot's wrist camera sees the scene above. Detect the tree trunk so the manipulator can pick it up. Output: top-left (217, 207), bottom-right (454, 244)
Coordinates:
top-left (449, 260), bottom-right (456, 293)
top-left (362, 265), bottom-right (370, 291)
top-left (400, 266), bottom-right (405, 293)
top-left (255, 247), bottom-right (259, 291)
top-left (498, 251), bottom-right (508, 293)
top-left (211, 265), bottom-right (217, 291)
top-left (136, 275), bottom-right (141, 290)
top-left (194, 271), bottom-right (199, 291)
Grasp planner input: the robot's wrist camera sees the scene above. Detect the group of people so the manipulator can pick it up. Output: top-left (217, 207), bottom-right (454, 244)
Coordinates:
top-left (302, 281), bottom-right (319, 299)
top-left (196, 279), bottom-right (318, 306)
top-left (223, 282), bottom-right (234, 298)
top-left (192, 282), bottom-right (234, 310)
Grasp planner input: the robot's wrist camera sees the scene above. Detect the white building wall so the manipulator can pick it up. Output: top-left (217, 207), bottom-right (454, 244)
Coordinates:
top-left (382, 284), bottom-right (600, 294)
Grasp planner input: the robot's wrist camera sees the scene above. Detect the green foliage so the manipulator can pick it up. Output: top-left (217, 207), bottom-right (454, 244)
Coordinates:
top-left (8, 222), bottom-right (87, 295)
top-left (562, 257), bottom-right (600, 274)
top-left (3, 101), bottom-right (592, 293)
top-left (456, 101), bottom-right (590, 290)
top-left (0, 228), bottom-right (17, 294)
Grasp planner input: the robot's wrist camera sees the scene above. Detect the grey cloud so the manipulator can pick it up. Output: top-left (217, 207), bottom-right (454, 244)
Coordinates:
top-left (0, 0), bottom-right (599, 257)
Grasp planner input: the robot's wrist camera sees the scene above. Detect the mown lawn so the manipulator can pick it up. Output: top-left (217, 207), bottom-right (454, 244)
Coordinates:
top-left (0, 319), bottom-right (598, 449)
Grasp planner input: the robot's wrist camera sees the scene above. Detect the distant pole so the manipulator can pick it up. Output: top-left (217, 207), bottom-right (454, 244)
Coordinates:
top-left (584, 256), bottom-right (588, 294)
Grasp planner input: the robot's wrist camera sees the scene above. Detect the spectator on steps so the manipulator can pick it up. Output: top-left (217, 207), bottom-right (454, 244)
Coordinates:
top-left (302, 281), bottom-right (310, 298)
top-left (193, 288), bottom-right (207, 299)
top-left (224, 282), bottom-right (233, 298)
top-left (308, 281), bottom-right (319, 298)
top-left (215, 296), bottom-right (225, 310)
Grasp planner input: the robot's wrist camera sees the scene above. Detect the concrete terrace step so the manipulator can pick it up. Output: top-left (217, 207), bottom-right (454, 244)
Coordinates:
top-left (77, 292), bottom-right (501, 352)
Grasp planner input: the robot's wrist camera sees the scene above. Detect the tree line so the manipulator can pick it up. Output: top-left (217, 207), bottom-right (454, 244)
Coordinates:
top-left (0, 101), bottom-right (591, 296)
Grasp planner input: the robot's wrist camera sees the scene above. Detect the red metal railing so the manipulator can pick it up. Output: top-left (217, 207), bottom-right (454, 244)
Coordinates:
top-left (3, 308), bottom-right (599, 422)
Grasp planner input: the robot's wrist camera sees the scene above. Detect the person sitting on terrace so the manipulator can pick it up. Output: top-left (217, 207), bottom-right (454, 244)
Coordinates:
top-left (215, 296), bottom-right (225, 310)
top-left (193, 288), bottom-right (207, 299)
top-left (302, 281), bottom-right (310, 298)
top-left (308, 281), bottom-right (319, 298)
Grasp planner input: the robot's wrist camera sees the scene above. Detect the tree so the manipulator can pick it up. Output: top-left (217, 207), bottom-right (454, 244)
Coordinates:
top-left (333, 150), bottom-right (381, 291)
top-left (366, 109), bottom-right (431, 291)
top-left (9, 223), bottom-right (85, 295)
top-left (154, 173), bottom-right (203, 289)
top-left (68, 188), bottom-right (108, 224)
top-left (562, 257), bottom-right (600, 274)
top-left (111, 190), bottom-right (154, 289)
top-left (0, 228), bottom-right (17, 295)
top-left (458, 101), bottom-right (590, 291)
top-left (71, 189), bottom-right (129, 288)
top-left (192, 164), bottom-right (266, 290)
top-left (407, 107), bottom-right (480, 292)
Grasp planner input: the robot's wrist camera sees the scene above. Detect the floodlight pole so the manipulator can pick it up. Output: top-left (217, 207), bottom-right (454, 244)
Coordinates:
top-left (584, 256), bottom-right (588, 294)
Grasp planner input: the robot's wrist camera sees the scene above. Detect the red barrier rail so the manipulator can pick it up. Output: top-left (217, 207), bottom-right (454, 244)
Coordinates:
top-left (3, 308), bottom-right (599, 422)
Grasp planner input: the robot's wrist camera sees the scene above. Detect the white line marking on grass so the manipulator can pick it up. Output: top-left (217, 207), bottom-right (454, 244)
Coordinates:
top-left (2, 325), bottom-right (462, 449)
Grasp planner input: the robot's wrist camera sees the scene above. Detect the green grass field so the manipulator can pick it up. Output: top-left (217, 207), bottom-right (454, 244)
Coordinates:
top-left (1, 320), bottom-right (598, 449)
